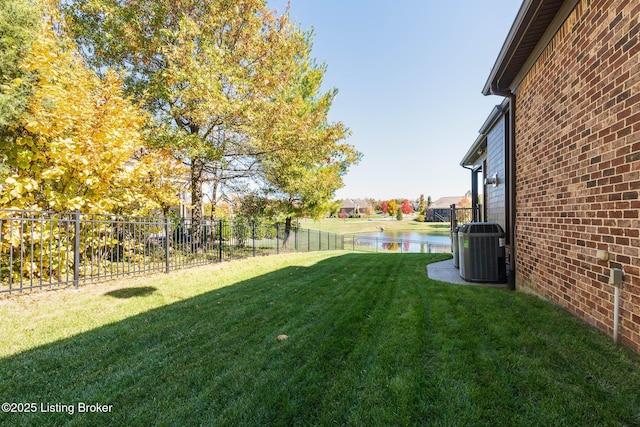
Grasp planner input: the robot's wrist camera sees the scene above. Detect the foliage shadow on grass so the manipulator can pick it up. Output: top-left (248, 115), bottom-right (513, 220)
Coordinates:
top-left (103, 286), bottom-right (158, 299)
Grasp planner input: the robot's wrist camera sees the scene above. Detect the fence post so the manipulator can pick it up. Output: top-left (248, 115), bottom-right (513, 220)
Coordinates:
top-left (218, 220), bottom-right (224, 261)
top-left (165, 216), bottom-right (171, 274)
top-left (450, 204), bottom-right (457, 230)
top-left (252, 222), bottom-right (257, 257)
top-left (73, 211), bottom-right (80, 289)
top-left (276, 223), bottom-right (280, 254)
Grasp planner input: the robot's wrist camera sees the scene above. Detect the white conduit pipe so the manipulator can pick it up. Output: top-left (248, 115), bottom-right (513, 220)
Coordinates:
top-left (610, 268), bottom-right (625, 344)
top-left (614, 285), bottom-right (620, 344)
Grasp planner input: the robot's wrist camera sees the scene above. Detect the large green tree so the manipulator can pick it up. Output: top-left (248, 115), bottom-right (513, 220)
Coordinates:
top-left (63, 0), bottom-right (360, 245)
top-left (62, 0), bottom-right (317, 243)
top-left (259, 47), bottom-right (360, 242)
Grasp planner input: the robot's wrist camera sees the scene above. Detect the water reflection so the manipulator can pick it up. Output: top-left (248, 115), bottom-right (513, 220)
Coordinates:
top-left (350, 231), bottom-right (451, 253)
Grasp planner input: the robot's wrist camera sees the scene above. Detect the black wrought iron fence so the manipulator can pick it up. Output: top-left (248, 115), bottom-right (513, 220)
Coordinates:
top-left (450, 206), bottom-right (482, 227)
top-left (0, 210), bottom-right (343, 294)
top-left (449, 205), bottom-right (483, 252)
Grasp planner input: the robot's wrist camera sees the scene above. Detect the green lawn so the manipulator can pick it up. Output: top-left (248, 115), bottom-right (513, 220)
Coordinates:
top-left (299, 216), bottom-right (451, 235)
top-left (1, 252), bottom-right (640, 426)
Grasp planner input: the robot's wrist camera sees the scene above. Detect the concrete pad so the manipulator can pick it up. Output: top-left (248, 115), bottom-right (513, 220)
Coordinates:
top-left (426, 258), bottom-right (508, 288)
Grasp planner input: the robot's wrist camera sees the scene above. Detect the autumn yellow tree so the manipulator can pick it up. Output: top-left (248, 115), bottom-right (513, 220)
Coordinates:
top-left (1, 1), bottom-right (185, 213)
top-left (387, 199), bottom-right (399, 217)
top-left (0, 0), bottom-right (40, 182)
top-left (457, 195), bottom-right (472, 208)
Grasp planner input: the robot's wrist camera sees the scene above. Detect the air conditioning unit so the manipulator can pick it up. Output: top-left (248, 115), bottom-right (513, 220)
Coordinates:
top-left (458, 222), bottom-right (506, 282)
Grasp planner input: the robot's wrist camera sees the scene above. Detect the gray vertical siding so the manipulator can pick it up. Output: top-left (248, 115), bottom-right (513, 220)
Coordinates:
top-left (485, 116), bottom-right (506, 230)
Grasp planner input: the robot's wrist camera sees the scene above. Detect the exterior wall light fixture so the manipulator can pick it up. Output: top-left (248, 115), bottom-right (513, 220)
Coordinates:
top-left (484, 173), bottom-right (498, 187)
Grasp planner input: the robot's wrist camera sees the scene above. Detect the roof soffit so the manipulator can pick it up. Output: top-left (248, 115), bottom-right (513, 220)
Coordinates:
top-left (482, 0), bottom-right (568, 95)
top-left (460, 98), bottom-right (510, 167)
top-left (460, 134), bottom-right (487, 168)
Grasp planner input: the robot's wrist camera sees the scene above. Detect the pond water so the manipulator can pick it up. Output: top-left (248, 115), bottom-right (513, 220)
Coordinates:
top-left (350, 231), bottom-right (451, 253)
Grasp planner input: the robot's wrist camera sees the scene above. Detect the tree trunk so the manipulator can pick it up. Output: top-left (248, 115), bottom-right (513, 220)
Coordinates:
top-left (210, 170), bottom-right (219, 220)
top-left (282, 216), bottom-right (292, 249)
top-left (191, 157), bottom-right (205, 250)
top-left (208, 170), bottom-right (219, 243)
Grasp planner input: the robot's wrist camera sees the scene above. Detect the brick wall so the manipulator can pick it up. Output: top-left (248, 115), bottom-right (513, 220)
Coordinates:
top-left (514, 0), bottom-right (640, 351)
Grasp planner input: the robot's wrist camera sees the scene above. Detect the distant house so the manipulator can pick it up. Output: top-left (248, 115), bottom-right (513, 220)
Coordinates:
top-left (425, 196), bottom-right (466, 222)
top-left (338, 198), bottom-right (370, 217)
top-left (462, 0), bottom-right (640, 351)
top-left (168, 183), bottom-right (193, 219)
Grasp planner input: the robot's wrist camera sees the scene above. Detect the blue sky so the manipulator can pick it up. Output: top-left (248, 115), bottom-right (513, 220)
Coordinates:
top-left (267, 0), bottom-right (522, 202)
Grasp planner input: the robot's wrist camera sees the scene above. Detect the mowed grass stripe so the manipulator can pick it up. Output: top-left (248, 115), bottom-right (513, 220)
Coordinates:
top-left (419, 275), bottom-right (640, 426)
top-left (1, 252), bottom-right (639, 426)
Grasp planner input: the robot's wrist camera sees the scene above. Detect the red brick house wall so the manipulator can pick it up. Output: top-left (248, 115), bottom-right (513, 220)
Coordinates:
top-left (514, 0), bottom-right (640, 350)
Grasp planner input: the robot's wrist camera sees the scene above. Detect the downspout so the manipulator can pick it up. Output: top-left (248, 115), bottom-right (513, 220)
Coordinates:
top-left (490, 83), bottom-right (516, 290)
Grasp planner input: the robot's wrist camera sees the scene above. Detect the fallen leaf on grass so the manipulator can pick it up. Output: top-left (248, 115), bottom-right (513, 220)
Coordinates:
top-left (276, 334), bottom-right (288, 341)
